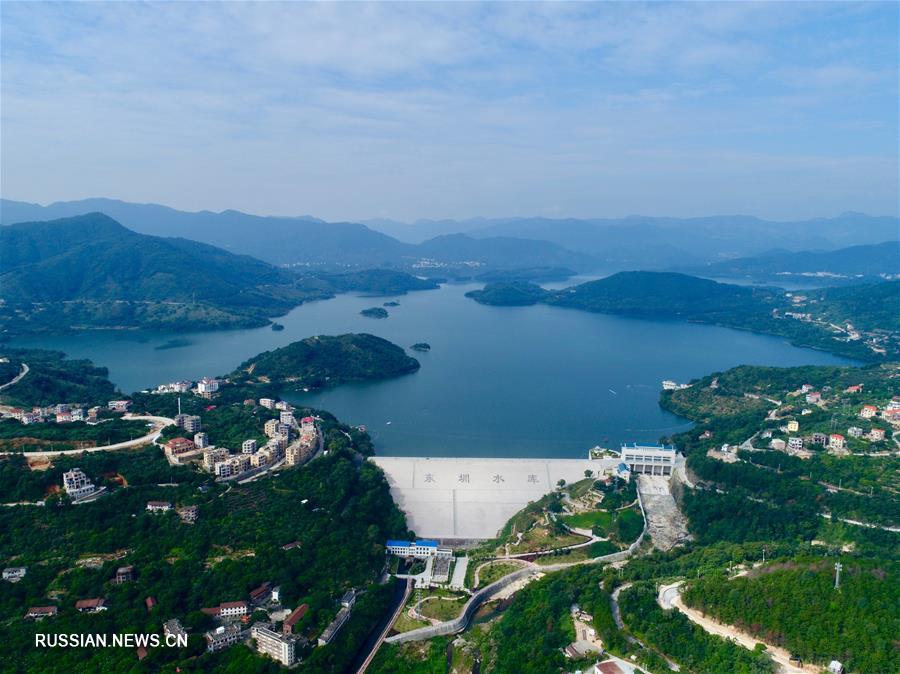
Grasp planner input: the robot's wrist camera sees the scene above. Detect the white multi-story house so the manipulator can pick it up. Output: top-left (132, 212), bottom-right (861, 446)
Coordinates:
top-left (197, 377), bottom-right (220, 394)
top-left (259, 398), bottom-right (276, 409)
top-left (787, 437), bottom-right (803, 451)
top-left (252, 623), bottom-right (298, 666)
top-left (242, 439), bottom-right (257, 454)
top-left (63, 468), bottom-right (96, 501)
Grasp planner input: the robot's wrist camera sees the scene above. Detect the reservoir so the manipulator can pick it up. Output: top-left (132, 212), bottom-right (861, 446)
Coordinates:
top-left (9, 282), bottom-right (853, 458)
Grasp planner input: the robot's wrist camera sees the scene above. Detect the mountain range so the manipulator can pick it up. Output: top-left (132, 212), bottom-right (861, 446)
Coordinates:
top-left (0, 213), bottom-right (435, 334)
top-left (4, 198), bottom-right (896, 274)
top-left (0, 198), bottom-right (596, 274)
top-left (675, 241), bottom-right (899, 283)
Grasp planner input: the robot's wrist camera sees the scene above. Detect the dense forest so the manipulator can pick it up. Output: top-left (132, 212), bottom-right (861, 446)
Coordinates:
top-left (0, 443), bottom-right (409, 673)
top-left (681, 559), bottom-right (898, 673)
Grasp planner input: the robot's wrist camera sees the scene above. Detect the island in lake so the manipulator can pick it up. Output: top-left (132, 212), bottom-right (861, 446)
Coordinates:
top-left (410, 342), bottom-right (431, 352)
top-left (360, 307), bottom-right (389, 319)
top-left (235, 333), bottom-right (419, 389)
top-left (271, 322), bottom-right (285, 331)
top-left (383, 301), bottom-right (400, 307)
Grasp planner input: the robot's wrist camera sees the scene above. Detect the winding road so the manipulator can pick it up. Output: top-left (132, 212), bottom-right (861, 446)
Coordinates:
top-left (0, 362), bottom-right (29, 392)
top-left (12, 414), bottom-right (175, 459)
top-left (657, 581), bottom-right (817, 674)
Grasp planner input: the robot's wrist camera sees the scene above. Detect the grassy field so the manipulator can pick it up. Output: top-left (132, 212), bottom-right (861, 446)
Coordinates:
top-left (476, 561), bottom-right (524, 588)
top-left (417, 595), bottom-right (467, 621)
top-left (561, 509), bottom-right (614, 530)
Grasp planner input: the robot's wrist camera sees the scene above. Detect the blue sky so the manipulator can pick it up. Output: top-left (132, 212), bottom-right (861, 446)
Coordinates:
top-left (1, 2), bottom-right (897, 221)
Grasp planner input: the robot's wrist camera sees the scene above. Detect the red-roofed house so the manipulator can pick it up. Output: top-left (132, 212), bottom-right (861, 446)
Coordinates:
top-left (249, 582), bottom-right (272, 606)
top-left (283, 604), bottom-right (309, 634)
top-left (145, 596), bottom-right (157, 611)
top-left (829, 434), bottom-right (846, 450)
top-left (859, 405), bottom-right (878, 419)
top-left (75, 598), bottom-right (108, 613)
top-left (165, 437), bottom-right (195, 455)
top-left (25, 606), bottom-right (57, 620)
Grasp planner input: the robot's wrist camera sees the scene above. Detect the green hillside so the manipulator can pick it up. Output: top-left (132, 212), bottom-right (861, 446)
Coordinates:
top-left (466, 272), bottom-right (899, 360)
top-left (236, 333), bottom-right (420, 388)
top-left (681, 559), bottom-right (898, 672)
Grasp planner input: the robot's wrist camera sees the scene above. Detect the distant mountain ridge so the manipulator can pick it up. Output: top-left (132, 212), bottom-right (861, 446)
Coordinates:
top-left (0, 213), bottom-right (438, 334)
top-left (0, 198), bottom-right (597, 273)
top-left (367, 213), bottom-right (899, 268)
top-left (676, 241), bottom-right (899, 283)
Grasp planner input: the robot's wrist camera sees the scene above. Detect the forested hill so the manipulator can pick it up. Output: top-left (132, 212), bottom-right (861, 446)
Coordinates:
top-left (465, 272), bottom-right (899, 361)
top-left (236, 333), bottom-right (420, 388)
top-left (0, 213), bottom-right (325, 332)
top-left (681, 559), bottom-right (898, 673)
top-left (0, 214), bottom-right (442, 334)
top-left (678, 240), bottom-right (899, 284)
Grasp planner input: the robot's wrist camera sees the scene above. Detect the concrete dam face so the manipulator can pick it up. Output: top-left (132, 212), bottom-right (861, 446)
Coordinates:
top-left (370, 456), bottom-right (615, 540)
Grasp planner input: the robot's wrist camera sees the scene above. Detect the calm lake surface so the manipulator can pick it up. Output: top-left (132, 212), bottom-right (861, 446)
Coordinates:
top-left (10, 283), bottom-right (853, 458)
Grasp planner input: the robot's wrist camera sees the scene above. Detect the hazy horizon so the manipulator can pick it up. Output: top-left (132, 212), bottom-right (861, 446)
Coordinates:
top-left (1, 194), bottom-right (897, 227)
top-left (2, 2), bottom-right (898, 221)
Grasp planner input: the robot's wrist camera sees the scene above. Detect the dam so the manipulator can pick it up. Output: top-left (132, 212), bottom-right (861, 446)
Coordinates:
top-left (370, 455), bottom-right (620, 540)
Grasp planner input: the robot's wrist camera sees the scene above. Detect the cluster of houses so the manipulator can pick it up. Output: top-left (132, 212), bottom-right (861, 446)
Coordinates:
top-left (163, 400), bottom-right (319, 481)
top-left (19, 566), bottom-right (353, 668)
top-left (5, 399), bottom-right (132, 426)
top-left (153, 377), bottom-right (220, 397)
top-left (198, 583), bottom-right (355, 666)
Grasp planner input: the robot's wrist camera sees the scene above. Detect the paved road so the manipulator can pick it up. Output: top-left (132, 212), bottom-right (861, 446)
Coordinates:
top-left (0, 362), bottom-right (29, 392)
top-left (356, 578), bottom-right (412, 674)
top-left (13, 414), bottom-right (175, 459)
top-left (657, 581), bottom-right (816, 674)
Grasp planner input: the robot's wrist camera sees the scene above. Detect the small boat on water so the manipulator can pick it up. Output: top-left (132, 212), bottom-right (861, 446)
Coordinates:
top-left (608, 389), bottom-right (617, 395)
top-left (386, 421), bottom-right (392, 425)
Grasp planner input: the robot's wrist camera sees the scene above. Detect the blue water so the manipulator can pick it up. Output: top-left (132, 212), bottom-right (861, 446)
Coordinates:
top-left (10, 283), bottom-right (853, 458)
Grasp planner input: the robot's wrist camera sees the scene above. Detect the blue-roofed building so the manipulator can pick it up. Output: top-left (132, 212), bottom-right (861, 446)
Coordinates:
top-left (619, 443), bottom-right (677, 476)
top-left (385, 539), bottom-right (450, 559)
top-left (615, 462), bottom-right (631, 481)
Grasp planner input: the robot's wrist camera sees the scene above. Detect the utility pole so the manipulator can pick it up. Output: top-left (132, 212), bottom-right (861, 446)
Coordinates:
top-left (834, 561), bottom-right (842, 590)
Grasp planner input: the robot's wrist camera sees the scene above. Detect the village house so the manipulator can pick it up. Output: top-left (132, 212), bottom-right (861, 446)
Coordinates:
top-left (829, 434), bottom-right (846, 451)
top-left (869, 428), bottom-right (886, 441)
top-left (108, 400), bottom-right (132, 412)
top-left (75, 598), bottom-right (108, 613)
top-left (787, 420), bottom-right (799, 432)
top-left (146, 501), bottom-right (173, 513)
top-left (282, 603), bottom-right (309, 634)
top-left (805, 391), bottom-right (822, 404)
top-left (3, 567), bottom-right (26, 582)
top-left (25, 606), bottom-right (58, 620)
top-left (859, 405), bottom-right (878, 419)
top-left (177, 505), bottom-right (199, 523)
top-left (165, 437), bottom-right (195, 455)
top-left (114, 565), bottom-right (135, 584)
top-left (205, 624), bottom-right (241, 652)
